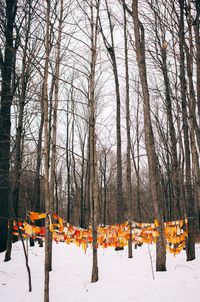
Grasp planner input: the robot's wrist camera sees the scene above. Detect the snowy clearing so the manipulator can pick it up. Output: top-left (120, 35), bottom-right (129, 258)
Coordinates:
top-left (0, 242), bottom-right (199, 302)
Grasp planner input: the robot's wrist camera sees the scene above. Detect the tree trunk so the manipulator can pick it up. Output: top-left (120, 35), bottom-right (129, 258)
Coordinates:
top-left (178, 0), bottom-right (195, 261)
top-left (48, 0), bottom-right (63, 272)
top-left (131, 0), bottom-right (166, 271)
top-left (185, 7), bottom-right (200, 231)
top-left (0, 0), bottom-right (17, 253)
top-left (89, 0), bottom-right (100, 283)
top-left (100, 0), bottom-right (124, 223)
top-left (123, 2), bottom-right (132, 258)
top-left (5, 1), bottom-right (32, 260)
top-left (66, 91), bottom-right (71, 223)
top-left (161, 43), bottom-right (181, 220)
top-left (43, 1), bottom-right (51, 301)
top-left (193, 0), bottom-right (200, 124)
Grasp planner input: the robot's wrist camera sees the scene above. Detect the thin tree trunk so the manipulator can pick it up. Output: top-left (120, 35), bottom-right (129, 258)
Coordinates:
top-left (136, 92), bottom-right (141, 221)
top-left (48, 0), bottom-right (63, 272)
top-left (66, 90), bottom-right (71, 223)
top-left (194, 0), bottom-right (200, 124)
top-left (123, 2), bottom-right (132, 258)
top-left (43, 1), bottom-right (51, 301)
top-left (131, 88), bottom-right (142, 222)
top-left (100, 0), bottom-right (124, 223)
top-left (89, 0), bottom-right (100, 283)
top-left (103, 151), bottom-right (107, 225)
top-left (80, 133), bottom-right (86, 228)
top-left (161, 42), bottom-right (181, 220)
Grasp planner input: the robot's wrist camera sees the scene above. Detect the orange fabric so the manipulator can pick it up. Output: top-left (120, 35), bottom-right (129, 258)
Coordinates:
top-left (28, 211), bottom-right (46, 222)
top-left (11, 214), bottom-right (188, 254)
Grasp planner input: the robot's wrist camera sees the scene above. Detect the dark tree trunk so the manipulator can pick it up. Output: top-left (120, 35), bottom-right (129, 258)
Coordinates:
top-left (185, 5), bottom-right (200, 231)
top-left (5, 1), bottom-right (32, 260)
top-left (43, 1), bottom-right (51, 301)
top-left (194, 0), bottom-right (200, 124)
top-left (178, 0), bottom-right (195, 261)
top-left (0, 0), bottom-right (17, 253)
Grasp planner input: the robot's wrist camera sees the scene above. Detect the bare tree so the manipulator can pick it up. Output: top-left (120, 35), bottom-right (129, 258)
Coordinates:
top-left (43, 0), bottom-right (51, 300)
top-left (100, 0), bottom-right (124, 224)
top-left (178, 0), bottom-right (195, 261)
top-left (89, 0), bottom-right (101, 283)
top-left (130, 0), bottom-right (166, 271)
top-left (122, 2), bottom-right (133, 258)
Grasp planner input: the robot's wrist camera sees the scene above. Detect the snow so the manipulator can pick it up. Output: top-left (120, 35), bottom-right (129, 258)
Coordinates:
top-left (0, 242), bottom-right (199, 302)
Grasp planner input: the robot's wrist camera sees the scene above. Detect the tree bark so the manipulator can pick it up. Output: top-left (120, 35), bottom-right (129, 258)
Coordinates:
top-left (161, 44), bottom-right (181, 220)
top-left (5, 0), bottom-right (32, 261)
top-left (123, 2), bottom-right (132, 258)
top-left (89, 0), bottom-right (100, 283)
top-left (193, 0), bottom-right (200, 124)
top-left (178, 0), bottom-right (195, 261)
top-left (100, 0), bottom-right (124, 223)
top-left (48, 0), bottom-right (64, 272)
top-left (131, 0), bottom-right (166, 271)
top-left (0, 0), bottom-right (17, 253)
top-left (43, 1), bottom-right (51, 301)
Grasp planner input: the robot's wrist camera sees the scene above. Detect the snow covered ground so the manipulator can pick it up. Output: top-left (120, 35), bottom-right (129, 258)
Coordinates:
top-left (0, 241), bottom-right (199, 302)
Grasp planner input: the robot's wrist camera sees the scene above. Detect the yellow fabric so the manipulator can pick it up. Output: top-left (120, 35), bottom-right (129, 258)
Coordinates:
top-left (28, 211), bottom-right (46, 222)
top-left (12, 213), bottom-right (188, 255)
top-left (24, 223), bottom-right (33, 235)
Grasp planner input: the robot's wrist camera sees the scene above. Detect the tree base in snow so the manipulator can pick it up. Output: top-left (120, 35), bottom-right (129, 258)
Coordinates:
top-left (115, 246), bottom-right (124, 251)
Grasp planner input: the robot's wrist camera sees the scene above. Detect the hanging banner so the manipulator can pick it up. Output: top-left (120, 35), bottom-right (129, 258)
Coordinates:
top-left (11, 212), bottom-right (188, 255)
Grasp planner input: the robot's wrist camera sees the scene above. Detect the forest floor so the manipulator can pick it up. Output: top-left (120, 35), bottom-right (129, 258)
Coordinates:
top-left (0, 241), bottom-right (199, 302)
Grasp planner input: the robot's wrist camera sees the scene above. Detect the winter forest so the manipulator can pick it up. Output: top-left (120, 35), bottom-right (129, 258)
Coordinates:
top-left (0, 0), bottom-right (200, 301)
